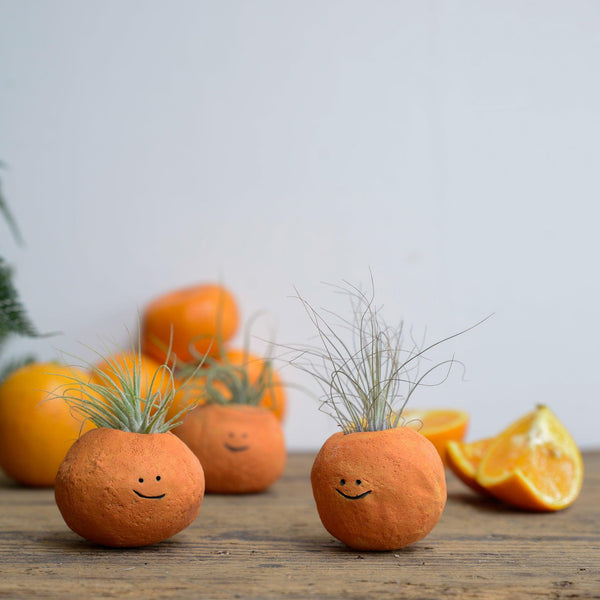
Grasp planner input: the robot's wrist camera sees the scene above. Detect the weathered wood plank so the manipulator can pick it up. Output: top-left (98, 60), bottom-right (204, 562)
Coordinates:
top-left (1, 452), bottom-right (599, 599)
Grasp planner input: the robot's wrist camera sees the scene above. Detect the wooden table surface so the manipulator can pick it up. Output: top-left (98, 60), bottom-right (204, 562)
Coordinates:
top-left (1, 452), bottom-right (599, 599)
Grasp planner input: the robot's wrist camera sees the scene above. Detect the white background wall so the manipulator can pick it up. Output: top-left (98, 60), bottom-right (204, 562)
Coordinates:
top-left (1, 1), bottom-right (598, 450)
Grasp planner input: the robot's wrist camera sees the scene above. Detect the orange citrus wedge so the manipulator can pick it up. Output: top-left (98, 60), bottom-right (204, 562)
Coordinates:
top-left (475, 405), bottom-right (583, 511)
top-left (446, 438), bottom-right (494, 495)
top-left (402, 409), bottom-right (469, 464)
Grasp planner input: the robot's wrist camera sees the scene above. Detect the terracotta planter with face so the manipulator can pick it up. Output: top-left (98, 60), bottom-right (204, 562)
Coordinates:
top-left (311, 427), bottom-right (446, 551)
top-left (55, 428), bottom-right (205, 547)
top-left (174, 404), bottom-right (286, 494)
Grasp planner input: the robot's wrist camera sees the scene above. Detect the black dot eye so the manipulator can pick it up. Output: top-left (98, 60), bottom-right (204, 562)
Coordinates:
top-left (228, 432), bottom-right (234, 438)
top-left (242, 433), bottom-right (248, 438)
top-left (156, 476), bottom-right (161, 481)
top-left (340, 479), bottom-right (346, 485)
top-left (356, 480), bottom-right (362, 485)
top-left (138, 478), bottom-right (144, 483)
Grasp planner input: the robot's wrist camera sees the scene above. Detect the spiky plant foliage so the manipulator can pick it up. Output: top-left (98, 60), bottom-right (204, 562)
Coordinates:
top-left (58, 339), bottom-right (204, 434)
top-left (290, 277), bottom-right (485, 434)
top-left (1, 170), bottom-right (37, 344)
top-left (0, 258), bottom-right (39, 343)
top-left (201, 357), bottom-right (275, 407)
top-left (178, 346), bottom-right (277, 408)
top-left (0, 168), bottom-right (40, 384)
top-left (177, 310), bottom-right (280, 408)
top-left (0, 169), bottom-right (23, 246)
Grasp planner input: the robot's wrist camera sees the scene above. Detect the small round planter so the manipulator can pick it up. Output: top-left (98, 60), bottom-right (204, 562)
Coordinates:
top-left (312, 427), bottom-right (446, 551)
top-left (55, 428), bottom-right (204, 547)
top-left (175, 403), bottom-right (285, 494)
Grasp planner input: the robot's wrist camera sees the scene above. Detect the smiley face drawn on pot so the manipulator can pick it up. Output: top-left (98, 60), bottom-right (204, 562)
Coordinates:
top-left (132, 474), bottom-right (166, 499)
top-left (335, 477), bottom-right (373, 500)
top-left (224, 431), bottom-right (250, 453)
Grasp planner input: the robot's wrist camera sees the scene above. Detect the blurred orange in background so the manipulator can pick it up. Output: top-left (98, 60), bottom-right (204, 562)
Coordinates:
top-left (91, 350), bottom-right (172, 400)
top-left (403, 408), bottom-right (469, 464)
top-left (142, 283), bottom-right (239, 365)
top-left (0, 363), bottom-right (95, 486)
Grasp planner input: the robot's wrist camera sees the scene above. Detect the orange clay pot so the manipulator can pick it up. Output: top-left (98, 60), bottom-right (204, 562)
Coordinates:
top-left (311, 427), bottom-right (446, 551)
top-left (224, 349), bottom-right (287, 421)
top-left (174, 404), bottom-right (286, 494)
top-left (141, 283), bottom-right (239, 364)
top-left (55, 428), bottom-right (204, 547)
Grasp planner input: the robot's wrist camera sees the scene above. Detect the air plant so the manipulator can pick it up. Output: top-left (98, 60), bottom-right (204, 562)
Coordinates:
top-left (173, 314), bottom-right (286, 494)
top-left (289, 275), bottom-right (487, 551)
top-left (60, 336), bottom-right (196, 434)
top-left (290, 276), bottom-right (485, 434)
top-left (53, 333), bottom-right (206, 547)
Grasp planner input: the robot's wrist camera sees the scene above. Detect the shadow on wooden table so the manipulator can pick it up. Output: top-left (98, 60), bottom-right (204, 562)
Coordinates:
top-left (447, 490), bottom-right (513, 512)
top-left (37, 530), bottom-right (185, 553)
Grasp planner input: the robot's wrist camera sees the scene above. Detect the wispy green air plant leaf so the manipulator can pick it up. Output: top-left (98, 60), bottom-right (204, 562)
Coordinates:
top-left (56, 334), bottom-right (208, 434)
top-left (199, 357), bottom-right (274, 407)
top-left (176, 309), bottom-right (280, 409)
top-left (289, 277), bottom-right (488, 434)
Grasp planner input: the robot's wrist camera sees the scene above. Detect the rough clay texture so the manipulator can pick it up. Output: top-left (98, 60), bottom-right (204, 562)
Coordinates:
top-left (54, 429), bottom-right (205, 547)
top-left (311, 428), bottom-right (447, 551)
top-left (174, 404), bottom-right (286, 493)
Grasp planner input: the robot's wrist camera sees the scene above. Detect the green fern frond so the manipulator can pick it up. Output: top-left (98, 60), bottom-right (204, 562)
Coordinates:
top-left (0, 168), bottom-right (23, 245)
top-left (0, 257), bottom-right (39, 342)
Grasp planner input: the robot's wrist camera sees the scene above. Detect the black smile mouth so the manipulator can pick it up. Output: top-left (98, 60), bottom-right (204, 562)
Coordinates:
top-left (133, 490), bottom-right (166, 499)
top-left (224, 443), bottom-right (250, 452)
top-left (335, 489), bottom-right (372, 500)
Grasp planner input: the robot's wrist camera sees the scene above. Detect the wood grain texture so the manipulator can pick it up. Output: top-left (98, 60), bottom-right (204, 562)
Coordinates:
top-left (1, 452), bottom-right (599, 599)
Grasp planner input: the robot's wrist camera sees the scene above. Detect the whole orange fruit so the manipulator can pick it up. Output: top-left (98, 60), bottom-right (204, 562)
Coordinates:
top-left (142, 284), bottom-right (239, 364)
top-left (0, 363), bottom-right (93, 486)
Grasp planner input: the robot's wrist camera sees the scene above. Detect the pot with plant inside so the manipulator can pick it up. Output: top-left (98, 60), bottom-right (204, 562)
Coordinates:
top-left (291, 278), bottom-right (483, 551)
top-left (53, 340), bottom-right (206, 548)
top-left (174, 346), bottom-right (286, 494)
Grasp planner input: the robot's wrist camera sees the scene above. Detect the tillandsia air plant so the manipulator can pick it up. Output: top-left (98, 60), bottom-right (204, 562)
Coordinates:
top-left (174, 316), bottom-right (286, 494)
top-left (174, 309), bottom-right (287, 420)
top-left (53, 336), bottom-right (206, 548)
top-left (291, 276), bottom-right (484, 551)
